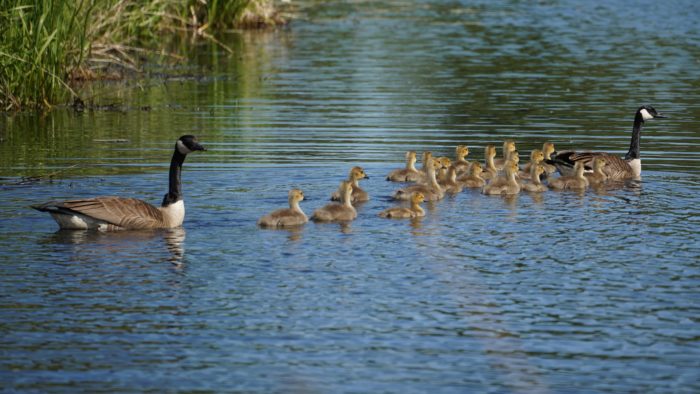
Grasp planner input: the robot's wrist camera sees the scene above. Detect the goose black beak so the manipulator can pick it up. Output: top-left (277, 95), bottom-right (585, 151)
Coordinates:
top-left (654, 113), bottom-right (666, 119)
top-left (192, 143), bottom-right (207, 151)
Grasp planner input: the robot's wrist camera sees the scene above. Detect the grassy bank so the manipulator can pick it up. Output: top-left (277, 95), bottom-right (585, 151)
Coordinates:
top-left (0, 0), bottom-right (283, 111)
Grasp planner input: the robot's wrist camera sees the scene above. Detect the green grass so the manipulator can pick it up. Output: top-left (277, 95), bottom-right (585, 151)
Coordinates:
top-left (0, 0), bottom-right (282, 111)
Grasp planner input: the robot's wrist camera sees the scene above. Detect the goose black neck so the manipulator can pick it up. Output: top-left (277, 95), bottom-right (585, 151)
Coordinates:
top-left (624, 112), bottom-right (644, 160)
top-left (162, 149), bottom-right (187, 207)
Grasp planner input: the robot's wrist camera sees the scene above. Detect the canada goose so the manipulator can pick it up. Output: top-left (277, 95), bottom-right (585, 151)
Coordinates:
top-left (482, 145), bottom-right (499, 180)
top-left (541, 142), bottom-right (557, 174)
top-left (521, 164), bottom-right (548, 193)
top-left (331, 166), bottom-right (369, 203)
top-left (31, 135), bottom-right (206, 231)
top-left (584, 157), bottom-right (608, 184)
top-left (378, 192), bottom-right (426, 219)
top-left (548, 105), bottom-right (665, 180)
top-left (258, 189), bottom-right (308, 228)
top-left (441, 165), bottom-right (463, 194)
top-left (457, 162), bottom-right (486, 188)
top-left (312, 181), bottom-right (357, 222)
top-left (520, 149), bottom-right (545, 179)
top-left (482, 161), bottom-right (520, 196)
top-left (494, 140), bottom-right (517, 170)
top-left (453, 145), bottom-right (471, 174)
top-left (549, 161), bottom-right (589, 190)
top-left (386, 151), bottom-right (422, 182)
top-left (393, 157), bottom-right (445, 201)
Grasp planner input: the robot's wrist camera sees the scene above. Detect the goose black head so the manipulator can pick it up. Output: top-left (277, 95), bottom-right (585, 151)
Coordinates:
top-left (176, 135), bottom-right (207, 154)
top-left (638, 105), bottom-right (665, 121)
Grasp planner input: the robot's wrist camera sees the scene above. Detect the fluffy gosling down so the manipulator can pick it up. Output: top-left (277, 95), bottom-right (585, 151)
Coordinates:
top-left (379, 192), bottom-right (426, 219)
top-left (258, 189), bottom-right (308, 228)
top-left (386, 151), bottom-right (422, 182)
top-left (549, 161), bottom-right (589, 190)
top-left (331, 166), bottom-right (369, 203)
top-left (312, 181), bottom-right (357, 222)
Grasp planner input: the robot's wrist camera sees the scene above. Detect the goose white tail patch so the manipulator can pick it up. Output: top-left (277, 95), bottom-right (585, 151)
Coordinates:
top-left (640, 108), bottom-right (654, 121)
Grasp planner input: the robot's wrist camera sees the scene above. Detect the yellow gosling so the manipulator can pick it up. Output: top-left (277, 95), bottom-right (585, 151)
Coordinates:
top-left (331, 166), bottom-right (369, 203)
top-left (441, 165), bottom-right (464, 194)
top-left (549, 161), bottom-right (589, 190)
top-left (437, 157), bottom-right (452, 184)
top-left (482, 145), bottom-right (499, 180)
top-left (393, 157), bottom-right (445, 201)
top-left (542, 142), bottom-right (557, 174)
top-left (312, 181), bottom-right (357, 222)
top-left (457, 162), bottom-right (486, 188)
top-left (454, 145), bottom-right (471, 174)
top-left (520, 149), bottom-right (545, 179)
top-left (494, 140), bottom-right (517, 170)
top-left (585, 157), bottom-right (609, 185)
top-left (386, 151), bottom-right (422, 182)
top-left (378, 192), bottom-right (426, 219)
top-left (258, 189), bottom-right (308, 228)
top-left (521, 165), bottom-right (548, 193)
top-left (482, 161), bottom-right (521, 195)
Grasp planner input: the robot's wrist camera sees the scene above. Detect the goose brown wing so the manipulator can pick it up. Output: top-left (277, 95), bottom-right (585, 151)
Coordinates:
top-left (56, 197), bottom-right (164, 229)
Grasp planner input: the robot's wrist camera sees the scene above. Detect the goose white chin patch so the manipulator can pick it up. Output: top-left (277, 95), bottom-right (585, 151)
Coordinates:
top-left (176, 140), bottom-right (192, 154)
top-left (640, 108), bottom-right (654, 121)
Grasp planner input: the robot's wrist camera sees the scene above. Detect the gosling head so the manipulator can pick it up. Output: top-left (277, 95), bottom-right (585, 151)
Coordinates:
top-left (574, 161), bottom-right (586, 174)
top-left (503, 140), bottom-right (516, 153)
top-left (456, 145), bottom-right (469, 158)
top-left (542, 142), bottom-right (555, 156)
top-left (406, 151), bottom-right (417, 162)
top-left (438, 157), bottom-right (452, 169)
top-left (638, 105), bottom-right (665, 122)
top-left (530, 149), bottom-right (544, 163)
top-left (593, 157), bottom-right (607, 169)
top-left (510, 151), bottom-right (520, 164)
top-left (412, 192), bottom-right (425, 205)
top-left (534, 164), bottom-right (545, 178)
top-left (176, 135), bottom-right (207, 154)
top-left (505, 161), bottom-right (519, 176)
top-left (349, 166), bottom-right (369, 180)
top-left (289, 189), bottom-right (305, 203)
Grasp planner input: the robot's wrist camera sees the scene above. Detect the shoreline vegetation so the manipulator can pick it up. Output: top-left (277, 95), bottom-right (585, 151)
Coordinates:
top-left (0, 0), bottom-right (285, 112)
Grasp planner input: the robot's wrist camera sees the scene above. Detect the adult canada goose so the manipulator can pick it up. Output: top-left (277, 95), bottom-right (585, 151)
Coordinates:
top-left (584, 157), bottom-right (608, 185)
top-left (453, 145), bottom-right (471, 174)
top-left (393, 157), bottom-right (445, 201)
top-left (521, 164), bottom-right (548, 193)
top-left (31, 135), bottom-right (206, 231)
top-left (482, 161), bottom-right (520, 196)
top-left (549, 161), bottom-right (589, 190)
top-left (378, 192), bottom-right (426, 219)
top-left (258, 189), bottom-right (308, 228)
top-left (331, 166), bottom-right (369, 202)
top-left (548, 105), bottom-right (665, 180)
top-left (386, 151), bottom-right (422, 182)
top-left (312, 181), bottom-right (357, 222)
top-left (457, 162), bottom-right (486, 188)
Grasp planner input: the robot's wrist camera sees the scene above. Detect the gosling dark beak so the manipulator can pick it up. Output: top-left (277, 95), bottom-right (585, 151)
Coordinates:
top-left (365, 175), bottom-right (370, 179)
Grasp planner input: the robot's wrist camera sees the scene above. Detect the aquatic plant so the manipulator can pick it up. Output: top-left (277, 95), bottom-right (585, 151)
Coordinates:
top-left (0, 0), bottom-right (283, 111)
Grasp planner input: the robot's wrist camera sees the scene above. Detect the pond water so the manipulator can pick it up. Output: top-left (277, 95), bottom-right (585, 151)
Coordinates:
top-left (2, 0), bottom-right (700, 392)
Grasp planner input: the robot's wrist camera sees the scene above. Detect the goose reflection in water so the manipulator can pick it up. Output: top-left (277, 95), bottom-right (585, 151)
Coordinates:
top-left (41, 227), bottom-right (186, 266)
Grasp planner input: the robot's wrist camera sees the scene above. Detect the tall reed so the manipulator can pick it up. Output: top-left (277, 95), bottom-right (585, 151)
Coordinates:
top-left (0, 0), bottom-right (281, 111)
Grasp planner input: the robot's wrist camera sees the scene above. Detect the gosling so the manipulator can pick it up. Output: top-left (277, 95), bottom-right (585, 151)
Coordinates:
top-left (441, 165), bottom-right (464, 194)
top-left (392, 157), bottom-right (445, 201)
top-left (386, 151), bottom-right (422, 182)
top-left (331, 166), bottom-right (369, 203)
top-left (585, 157), bottom-right (608, 185)
top-left (454, 145), bottom-right (471, 174)
top-left (482, 145), bottom-right (499, 180)
top-left (457, 162), bottom-right (486, 188)
top-left (258, 189), bottom-right (308, 228)
top-left (549, 161), bottom-right (589, 190)
top-left (378, 192), bottom-right (426, 219)
top-left (520, 149), bottom-right (545, 180)
top-left (312, 181), bottom-right (357, 222)
top-left (521, 165), bottom-right (548, 193)
top-left (494, 140), bottom-right (517, 170)
top-left (541, 142), bottom-right (557, 174)
top-left (482, 161), bottom-right (521, 195)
